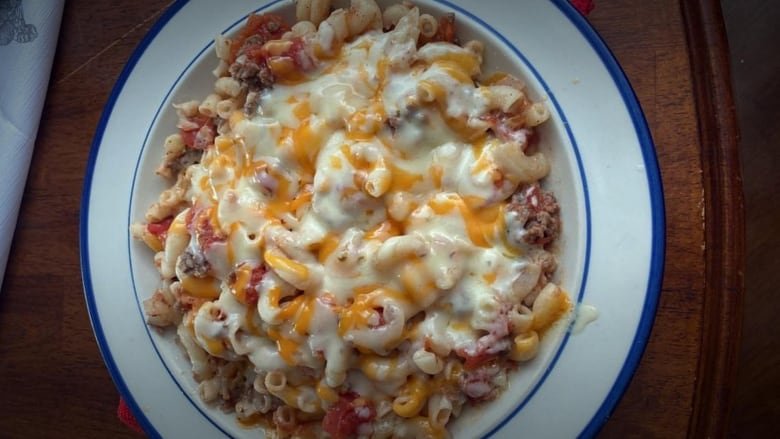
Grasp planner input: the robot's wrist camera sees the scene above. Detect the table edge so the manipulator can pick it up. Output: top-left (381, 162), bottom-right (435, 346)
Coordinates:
top-left (680, 0), bottom-right (745, 437)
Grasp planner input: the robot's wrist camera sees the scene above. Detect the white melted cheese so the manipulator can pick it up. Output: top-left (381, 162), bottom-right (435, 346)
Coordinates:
top-left (181, 14), bottom-right (555, 407)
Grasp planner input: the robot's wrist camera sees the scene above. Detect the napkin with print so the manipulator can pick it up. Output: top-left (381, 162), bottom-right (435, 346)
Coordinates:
top-left (0, 0), bottom-right (64, 289)
top-left (116, 0), bottom-right (594, 434)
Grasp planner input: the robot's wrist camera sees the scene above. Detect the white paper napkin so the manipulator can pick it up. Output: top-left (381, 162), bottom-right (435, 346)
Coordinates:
top-left (0, 0), bottom-right (64, 289)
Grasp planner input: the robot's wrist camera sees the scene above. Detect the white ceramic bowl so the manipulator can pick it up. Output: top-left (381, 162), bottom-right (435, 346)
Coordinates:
top-left (81, 1), bottom-right (664, 437)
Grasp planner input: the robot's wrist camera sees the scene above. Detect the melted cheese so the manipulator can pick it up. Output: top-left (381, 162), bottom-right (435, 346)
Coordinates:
top-left (267, 327), bottom-right (299, 365)
top-left (229, 263), bottom-right (252, 303)
top-left (162, 9), bottom-right (567, 433)
top-left (426, 194), bottom-right (505, 248)
top-left (264, 249), bottom-right (310, 281)
top-left (181, 275), bottom-right (221, 299)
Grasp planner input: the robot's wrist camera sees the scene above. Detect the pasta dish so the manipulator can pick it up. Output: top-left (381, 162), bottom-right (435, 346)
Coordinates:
top-left (132, 1), bottom-right (570, 437)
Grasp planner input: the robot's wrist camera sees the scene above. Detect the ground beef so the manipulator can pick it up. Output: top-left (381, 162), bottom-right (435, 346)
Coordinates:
top-left (229, 56), bottom-right (274, 90)
top-left (521, 249), bottom-right (559, 306)
top-left (459, 362), bottom-right (507, 401)
top-left (229, 55), bottom-right (260, 80)
top-left (215, 116), bottom-right (229, 136)
top-left (177, 247), bottom-right (211, 278)
top-left (143, 289), bottom-right (177, 327)
top-left (506, 183), bottom-right (560, 247)
top-left (173, 148), bottom-right (203, 174)
top-left (227, 55), bottom-right (274, 116)
top-left (531, 249), bottom-right (557, 285)
top-left (322, 393), bottom-right (376, 439)
top-left (464, 299), bottom-right (513, 360)
top-left (157, 147), bottom-right (202, 179)
top-left (192, 123), bottom-right (215, 150)
top-left (211, 360), bottom-right (251, 409)
top-left (243, 90), bottom-right (262, 116)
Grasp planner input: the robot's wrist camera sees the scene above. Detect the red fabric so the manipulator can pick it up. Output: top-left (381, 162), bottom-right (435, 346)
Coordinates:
top-left (118, 398), bottom-right (144, 435)
top-left (570, 0), bottom-right (595, 15)
top-left (115, 1), bottom-right (594, 434)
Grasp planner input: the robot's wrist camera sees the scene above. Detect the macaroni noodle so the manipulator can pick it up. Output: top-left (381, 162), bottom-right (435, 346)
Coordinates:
top-left (133, 1), bottom-right (570, 437)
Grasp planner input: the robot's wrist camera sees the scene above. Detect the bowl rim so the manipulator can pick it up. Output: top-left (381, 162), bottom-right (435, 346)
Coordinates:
top-left (80, 1), bottom-right (664, 438)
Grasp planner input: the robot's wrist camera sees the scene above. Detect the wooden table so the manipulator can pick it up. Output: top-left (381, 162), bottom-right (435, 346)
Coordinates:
top-left (0, 0), bottom-right (743, 437)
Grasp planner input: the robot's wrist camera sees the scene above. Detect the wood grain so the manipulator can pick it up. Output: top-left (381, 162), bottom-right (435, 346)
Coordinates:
top-left (591, 1), bottom-right (707, 437)
top-left (0, 1), bottom-right (169, 438)
top-left (680, 1), bottom-right (744, 437)
top-left (0, 1), bottom-right (740, 437)
top-left (721, 0), bottom-right (780, 436)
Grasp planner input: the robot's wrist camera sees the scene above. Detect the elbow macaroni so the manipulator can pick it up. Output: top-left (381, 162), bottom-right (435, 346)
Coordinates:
top-left (134, 1), bottom-right (571, 437)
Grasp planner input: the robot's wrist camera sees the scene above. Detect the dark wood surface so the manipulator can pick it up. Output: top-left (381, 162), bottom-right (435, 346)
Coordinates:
top-left (680, 1), bottom-right (743, 438)
top-left (0, 1), bottom-right (742, 437)
top-left (721, 0), bottom-right (780, 436)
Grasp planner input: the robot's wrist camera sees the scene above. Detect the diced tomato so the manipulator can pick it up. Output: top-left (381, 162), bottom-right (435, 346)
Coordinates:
top-left (481, 111), bottom-right (536, 152)
top-left (245, 289), bottom-right (259, 306)
top-left (493, 120), bottom-right (529, 147)
top-left (185, 206), bottom-right (225, 249)
top-left (287, 37), bottom-right (314, 71)
top-left (147, 217), bottom-right (173, 239)
top-left (243, 36), bottom-right (314, 74)
top-left (146, 216), bottom-right (173, 250)
top-left (243, 44), bottom-right (268, 65)
top-left (434, 13), bottom-right (456, 43)
top-left (457, 349), bottom-right (497, 370)
top-left (245, 265), bottom-right (266, 306)
top-left (249, 264), bottom-right (266, 286)
top-left (322, 393), bottom-right (376, 439)
top-left (179, 115), bottom-right (214, 149)
top-left (196, 218), bottom-right (222, 249)
top-left (418, 13), bottom-right (457, 46)
top-left (230, 13), bottom-right (291, 62)
top-left (180, 129), bottom-right (198, 148)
